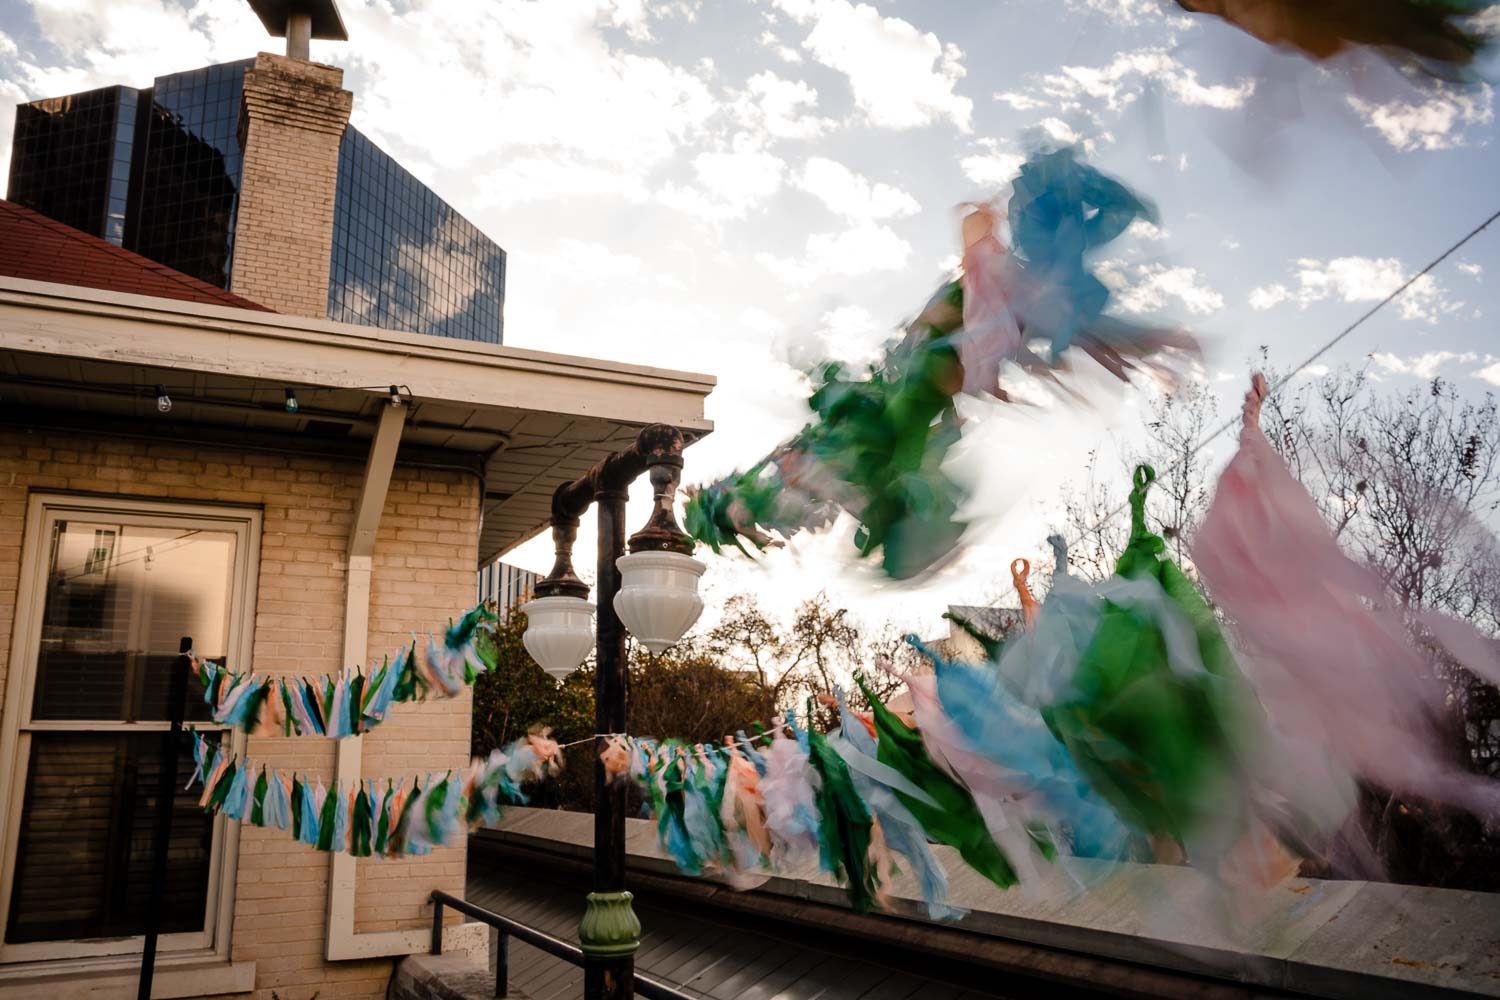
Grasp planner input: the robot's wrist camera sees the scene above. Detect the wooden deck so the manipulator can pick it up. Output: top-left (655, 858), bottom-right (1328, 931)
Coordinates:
top-left (466, 844), bottom-right (1015, 1000)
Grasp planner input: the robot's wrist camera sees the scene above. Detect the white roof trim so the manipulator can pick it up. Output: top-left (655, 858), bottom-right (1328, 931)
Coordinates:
top-left (0, 276), bottom-right (715, 431)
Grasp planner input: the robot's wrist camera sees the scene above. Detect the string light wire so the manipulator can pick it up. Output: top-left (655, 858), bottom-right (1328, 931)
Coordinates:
top-left (557, 729), bottom-right (779, 752)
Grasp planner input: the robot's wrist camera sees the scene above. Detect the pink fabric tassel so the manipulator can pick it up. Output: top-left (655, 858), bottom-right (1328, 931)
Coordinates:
top-left (900, 668), bottom-right (1048, 885)
top-left (1194, 373), bottom-right (1500, 828)
top-left (954, 204), bottom-right (1026, 399)
top-left (198, 752), bottom-right (231, 808)
top-left (719, 741), bottom-right (772, 889)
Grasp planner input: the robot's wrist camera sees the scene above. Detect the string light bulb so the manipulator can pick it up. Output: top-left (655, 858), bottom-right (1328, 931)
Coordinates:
top-left (155, 385), bottom-right (171, 413)
top-left (284, 388), bottom-right (299, 414)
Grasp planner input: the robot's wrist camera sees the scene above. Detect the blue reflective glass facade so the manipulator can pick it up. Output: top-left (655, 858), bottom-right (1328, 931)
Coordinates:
top-left (7, 86), bottom-right (138, 244)
top-left (129, 61), bottom-right (251, 289)
top-left (7, 60), bottom-right (505, 344)
top-left (329, 128), bottom-right (505, 343)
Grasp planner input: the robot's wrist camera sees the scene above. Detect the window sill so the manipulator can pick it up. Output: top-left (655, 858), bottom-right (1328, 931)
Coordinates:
top-left (0, 955), bottom-right (255, 999)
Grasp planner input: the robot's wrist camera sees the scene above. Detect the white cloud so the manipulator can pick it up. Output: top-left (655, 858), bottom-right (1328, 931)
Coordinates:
top-left (758, 30), bottom-right (803, 63)
top-left (1248, 283), bottom-right (1291, 310)
top-left (1097, 261), bottom-right (1225, 315)
top-left (1458, 262), bottom-right (1484, 279)
top-left (1297, 364), bottom-right (1331, 379)
top-left (0, 75), bottom-right (22, 181)
top-left (960, 139), bottom-right (1024, 188)
top-left (476, 156), bottom-right (653, 210)
top-left (4, 0), bottom-right (264, 95)
top-left (338, 0), bottom-right (719, 206)
top-left (659, 137), bottom-right (786, 220)
top-left (524, 240), bottom-right (644, 280)
top-left (756, 221), bottom-right (912, 285)
top-left (3, 0), bottom-right (719, 211)
top-left (734, 71), bottom-right (833, 141)
top-left (1221, 238), bottom-right (1241, 251)
top-left (994, 90), bottom-right (1045, 110)
top-left (606, 0), bottom-right (654, 40)
top-left (1370, 351), bottom-right (1478, 379)
top-left (1038, 116), bottom-right (1082, 144)
top-left (1346, 85), bottom-right (1494, 152)
top-left (1250, 257), bottom-right (1462, 324)
top-left (1062, 0), bottom-right (1161, 25)
top-left (1038, 48), bottom-right (1255, 115)
top-left (794, 157), bottom-right (920, 221)
top-left (809, 304), bottom-right (890, 366)
top-left (773, 0), bottom-right (973, 131)
top-left (1476, 361), bottom-right (1500, 386)
top-left (1125, 218), bottom-right (1169, 241)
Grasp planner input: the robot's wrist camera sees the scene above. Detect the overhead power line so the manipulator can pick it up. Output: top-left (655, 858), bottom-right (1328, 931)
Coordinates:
top-left (1061, 204), bottom-right (1500, 555)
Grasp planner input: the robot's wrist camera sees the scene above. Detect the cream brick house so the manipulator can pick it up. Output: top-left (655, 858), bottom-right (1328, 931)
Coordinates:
top-left (0, 52), bottom-right (712, 1000)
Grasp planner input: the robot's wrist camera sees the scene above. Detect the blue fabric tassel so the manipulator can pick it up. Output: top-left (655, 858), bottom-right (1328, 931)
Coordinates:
top-left (916, 635), bottom-right (1133, 860)
top-left (262, 769), bottom-right (292, 831)
top-left (298, 780), bottom-right (322, 845)
top-left (221, 761), bottom-right (251, 821)
top-left (832, 689), bottom-right (966, 921)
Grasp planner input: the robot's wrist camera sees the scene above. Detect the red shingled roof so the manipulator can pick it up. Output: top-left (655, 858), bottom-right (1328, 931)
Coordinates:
top-left (0, 199), bottom-right (272, 312)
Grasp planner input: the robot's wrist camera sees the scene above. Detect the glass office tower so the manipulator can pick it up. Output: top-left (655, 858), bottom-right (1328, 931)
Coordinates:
top-left (8, 86), bottom-right (138, 244)
top-left (6, 61), bottom-right (505, 344)
top-left (328, 129), bottom-right (506, 343)
top-left (128, 60), bottom-right (251, 289)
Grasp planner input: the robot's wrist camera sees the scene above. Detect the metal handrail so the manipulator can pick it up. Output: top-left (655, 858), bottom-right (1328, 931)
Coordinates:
top-left (429, 890), bottom-right (693, 1000)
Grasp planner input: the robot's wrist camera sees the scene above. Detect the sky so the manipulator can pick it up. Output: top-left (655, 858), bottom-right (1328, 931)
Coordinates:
top-left (2, 0), bottom-right (1498, 638)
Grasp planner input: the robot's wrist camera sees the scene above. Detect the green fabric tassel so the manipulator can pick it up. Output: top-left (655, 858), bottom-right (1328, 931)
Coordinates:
top-left (205, 760), bottom-right (237, 813)
top-left (1027, 822), bottom-right (1059, 862)
top-left (348, 671), bottom-right (365, 734)
top-left (391, 646), bottom-right (421, 704)
top-left (290, 774), bottom-right (304, 840)
top-left (422, 774), bottom-right (450, 844)
top-left (1042, 464), bottom-right (1257, 852)
top-left (472, 627), bottom-right (500, 673)
top-left (242, 681), bottom-right (271, 734)
top-left (250, 767), bottom-right (268, 827)
top-left (374, 781), bottom-right (394, 855)
top-left (280, 682), bottom-right (296, 736)
top-left (351, 784), bottom-right (373, 857)
top-left (302, 679), bottom-right (325, 733)
top-left (316, 783), bottom-right (339, 852)
top-left (660, 744), bottom-right (702, 876)
top-left (805, 723), bottom-right (879, 913)
top-left (390, 779), bottom-right (417, 854)
top-left (684, 302), bottom-right (969, 580)
top-left (447, 606), bottom-right (498, 684)
top-left (944, 610), bottom-right (1006, 662)
top-left (858, 677), bottom-right (1019, 890)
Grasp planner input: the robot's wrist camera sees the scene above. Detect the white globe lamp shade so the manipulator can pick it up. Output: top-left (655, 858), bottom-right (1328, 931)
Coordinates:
top-left (521, 596), bottom-right (595, 681)
top-left (613, 551), bottom-right (706, 654)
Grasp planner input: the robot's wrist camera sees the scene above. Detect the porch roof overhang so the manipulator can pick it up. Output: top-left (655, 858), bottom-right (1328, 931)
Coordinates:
top-left (0, 277), bottom-right (715, 567)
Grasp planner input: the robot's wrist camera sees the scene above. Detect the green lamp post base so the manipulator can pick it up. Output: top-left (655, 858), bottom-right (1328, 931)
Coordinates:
top-left (579, 890), bottom-right (641, 959)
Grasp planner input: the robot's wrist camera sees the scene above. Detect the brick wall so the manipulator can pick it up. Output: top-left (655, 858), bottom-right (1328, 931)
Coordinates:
top-left (230, 52), bottom-right (352, 318)
top-left (0, 423), bottom-right (480, 999)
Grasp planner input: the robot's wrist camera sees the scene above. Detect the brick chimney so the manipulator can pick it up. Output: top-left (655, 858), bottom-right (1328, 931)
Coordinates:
top-left (230, 53), bottom-right (352, 318)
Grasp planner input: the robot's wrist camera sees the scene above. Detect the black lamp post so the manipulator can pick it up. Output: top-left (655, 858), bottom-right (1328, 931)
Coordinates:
top-left (528, 423), bottom-right (695, 1000)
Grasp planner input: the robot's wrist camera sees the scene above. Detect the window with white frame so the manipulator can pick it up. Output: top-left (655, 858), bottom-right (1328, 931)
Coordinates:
top-left (0, 495), bottom-right (259, 964)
